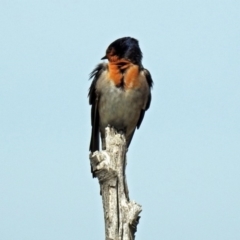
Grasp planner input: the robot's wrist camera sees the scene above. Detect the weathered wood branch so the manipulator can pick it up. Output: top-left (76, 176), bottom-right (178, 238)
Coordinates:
top-left (89, 127), bottom-right (142, 240)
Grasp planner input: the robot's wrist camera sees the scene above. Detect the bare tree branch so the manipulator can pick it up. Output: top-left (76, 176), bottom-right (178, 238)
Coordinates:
top-left (90, 127), bottom-right (142, 240)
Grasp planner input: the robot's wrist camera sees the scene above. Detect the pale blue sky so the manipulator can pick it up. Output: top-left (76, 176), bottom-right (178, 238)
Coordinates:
top-left (0, 1), bottom-right (239, 239)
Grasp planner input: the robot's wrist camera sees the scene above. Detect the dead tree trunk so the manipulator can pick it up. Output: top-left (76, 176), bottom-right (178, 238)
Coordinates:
top-left (89, 127), bottom-right (142, 240)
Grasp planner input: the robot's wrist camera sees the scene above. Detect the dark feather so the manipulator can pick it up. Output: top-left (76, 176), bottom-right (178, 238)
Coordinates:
top-left (88, 63), bottom-right (106, 152)
top-left (137, 68), bottom-right (153, 129)
top-left (144, 68), bottom-right (153, 110)
top-left (88, 63), bottom-right (105, 106)
top-left (89, 97), bottom-right (99, 152)
top-left (126, 130), bottom-right (136, 148)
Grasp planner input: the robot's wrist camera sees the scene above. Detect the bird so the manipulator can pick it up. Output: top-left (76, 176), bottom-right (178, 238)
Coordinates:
top-left (88, 37), bottom-right (153, 176)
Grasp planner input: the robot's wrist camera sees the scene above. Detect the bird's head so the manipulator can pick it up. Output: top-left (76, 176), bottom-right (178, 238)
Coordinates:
top-left (101, 37), bottom-right (142, 65)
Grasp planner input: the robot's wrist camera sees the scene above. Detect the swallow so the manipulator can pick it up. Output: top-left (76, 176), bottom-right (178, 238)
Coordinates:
top-left (89, 37), bottom-right (153, 175)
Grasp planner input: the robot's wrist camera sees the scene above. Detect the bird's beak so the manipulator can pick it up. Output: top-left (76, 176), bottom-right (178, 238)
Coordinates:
top-left (101, 55), bottom-right (107, 60)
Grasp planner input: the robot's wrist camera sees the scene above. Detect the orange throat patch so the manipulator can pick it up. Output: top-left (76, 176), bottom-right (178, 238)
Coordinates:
top-left (108, 59), bottom-right (140, 89)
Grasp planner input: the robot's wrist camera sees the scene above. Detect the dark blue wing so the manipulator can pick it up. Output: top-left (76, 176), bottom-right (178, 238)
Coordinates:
top-left (88, 63), bottom-right (106, 152)
top-left (136, 68), bottom-right (153, 129)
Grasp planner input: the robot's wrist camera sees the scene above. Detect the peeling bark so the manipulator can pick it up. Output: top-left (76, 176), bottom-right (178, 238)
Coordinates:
top-left (89, 127), bottom-right (142, 240)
